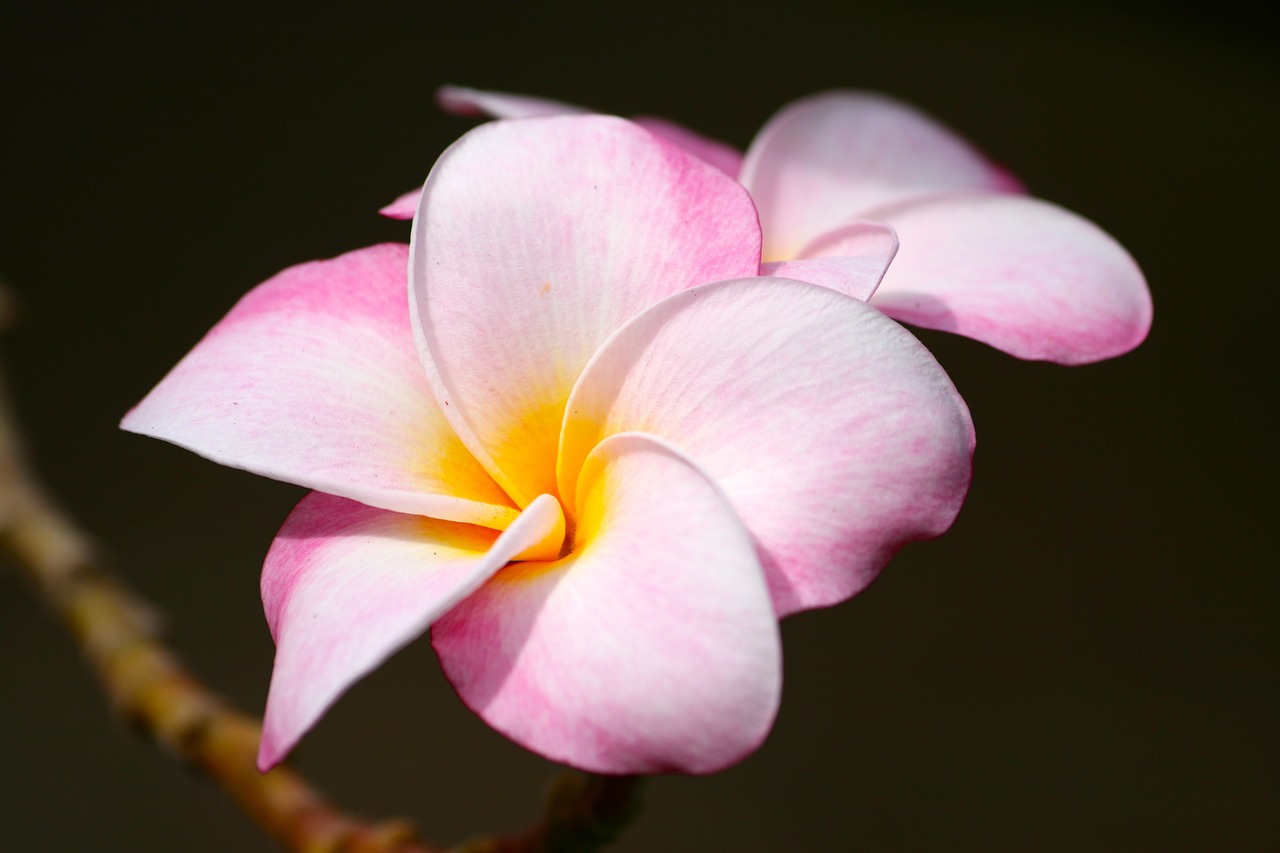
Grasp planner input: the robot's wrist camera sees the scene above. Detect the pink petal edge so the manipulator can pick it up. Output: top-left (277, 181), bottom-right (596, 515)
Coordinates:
top-left (868, 192), bottom-right (1153, 363)
top-left (559, 277), bottom-right (974, 616)
top-left (631, 116), bottom-right (745, 178)
top-left (380, 87), bottom-right (749, 219)
top-left (740, 90), bottom-right (1024, 260)
top-left (258, 492), bottom-right (564, 769)
top-left (381, 85), bottom-right (598, 222)
top-left (121, 243), bottom-right (516, 528)
top-left (761, 220), bottom-right (899, 301)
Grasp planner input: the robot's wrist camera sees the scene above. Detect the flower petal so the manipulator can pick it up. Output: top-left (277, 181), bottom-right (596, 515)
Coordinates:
top-left (433, 432), bottom-right (781, 775)
top-left (377, 85), bottom-right (596, 222)
top-left (121, 244), bottom-right (517, 527)
top-left (631, 116), bottom-right (745, 177)
top-left (384, 87), bottom-right (743, 217)
top-left (739, 90), bottom-right (1023, 260)
top-left (410, 115), bottom-right (762, 507)
top-left (378, 187), bottom-right (420, 220)
top-left (437, 84), bottom-right (591, 119)
top-left (867, 192), bottom-right (1153, 363)
top-left (438, 84), bottom-right (744, 177)
top-left (761, 219), bottom-right (899, 301)
top-left (560, 277), bottom-right (974, 616)
top-left (257, 491), bottom-right (564, 769)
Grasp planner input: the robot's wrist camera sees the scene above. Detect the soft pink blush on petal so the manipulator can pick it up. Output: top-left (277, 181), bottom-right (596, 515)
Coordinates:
top-left (258, 491), bottom-right (564, 770)
top-left (434, 432), bottom-right (781, 775)
top-left (762, 220), bottom-right (899, 301)
top-left (560, 278), bottom-right (974, 617)
top-left (739, 90), bottom-right (1024, 260)
top-left (867, 192), bottom-right (1152, 363)
top-left (631, 116), bottom-right (745, 177)
top-left (121, 244), bottom-right (516, 528)
top-left (410, 115), bottom-right (762, 507)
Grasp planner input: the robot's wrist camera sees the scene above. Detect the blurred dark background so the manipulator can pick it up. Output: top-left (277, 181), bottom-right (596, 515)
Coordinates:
top-left (1, 1), bottom-right (1275, 850)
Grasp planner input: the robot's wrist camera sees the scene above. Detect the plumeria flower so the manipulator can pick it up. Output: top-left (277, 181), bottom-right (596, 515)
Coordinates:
top-left (123, 116), bottom-right (974, 775)
top-left (384, 86), bottom-right (1152, 365)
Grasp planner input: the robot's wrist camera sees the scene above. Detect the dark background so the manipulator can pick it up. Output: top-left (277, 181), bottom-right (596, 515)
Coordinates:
top-left (1, 2), bottom-right (1275, 850)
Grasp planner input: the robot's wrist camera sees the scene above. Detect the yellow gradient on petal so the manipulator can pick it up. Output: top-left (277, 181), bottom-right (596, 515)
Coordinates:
top-left (488, 393), bottom-right (570, 507)
top-left (412, 430), bottom-right (520, 527)
top-left (570, 442), bottom-right (614, 559)
top-left (410, 515), bottom-right (502, 555)
top-left (509, 496), bottom-right (566, 562)
top-left (406, 494), bottom-right (567, 590)
top-left (484, 452), bottom-right (608, 588)
top-left (487, 555), bottom-right (570, 587)
top-left (760, 240), bottom-right (797, 265)
top-left (555, 415), bottom-right (599, 519)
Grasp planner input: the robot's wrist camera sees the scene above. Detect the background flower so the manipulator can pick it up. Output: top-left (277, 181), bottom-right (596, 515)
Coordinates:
top-left (413, 86), bottom-right (1151, 366)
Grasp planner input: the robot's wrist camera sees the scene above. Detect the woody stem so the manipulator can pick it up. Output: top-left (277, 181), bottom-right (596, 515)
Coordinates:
top-left (0, 344), bottom-right (444, 853)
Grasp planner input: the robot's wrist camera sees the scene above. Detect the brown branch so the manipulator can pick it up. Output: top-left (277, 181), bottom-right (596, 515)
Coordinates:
top-left (455, 774), bottom-right (644, 853)
top-left (0, 350), bottom-right (443, 853)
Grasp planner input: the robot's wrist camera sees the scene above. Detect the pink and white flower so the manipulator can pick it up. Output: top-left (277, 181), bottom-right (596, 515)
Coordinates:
top-left (123, 116), bottom-right (973, 775)
top-left (390, 86), bottom-right (1152, 365)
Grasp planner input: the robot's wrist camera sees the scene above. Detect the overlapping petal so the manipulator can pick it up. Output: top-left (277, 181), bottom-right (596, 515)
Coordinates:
top-left (867, 193), bottom-right (1153, 363)
top-left (762, 220), bottom-right (899, 301)
top-left (627, 116), bottom-right (743, 177)
top-left (120, 244), bottom-right (517, 528)
top-left (559, 277), bottom-right (974, 616)
top-left (436, 84), bottom-right (744, 177)
top-left (433, 432), bottom-right (780, 774)
top-left (258, 491), bottom-right (565, 769)
top-left (409, 115), bottom-right (762, 507)
top-left (383, 88), bottom-right (747, 218)
top-left (739, 90), bottom-right (1024, 261)
top-left (379, 86), bottom-right (590, 221)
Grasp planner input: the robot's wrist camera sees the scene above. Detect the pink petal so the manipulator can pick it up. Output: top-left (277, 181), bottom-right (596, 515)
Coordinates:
top-left (739, 90), bottom-right (1024, 261)
top-left (376, 85), bottom-right (595, 222)
top-left (439, 84), bottom-right (744, 178)
top-left (258, 491), bottom-right (564, 769)
top-left (433, 432), bottom-right (781, 775)
top-left (410, 115), bottom-right (762, 507)
top-left (121, 244), bottom-right (516, 528)
top-left (867, 192), bottom-right (1153, 363)
top-left (437, 84), bottom-right (591, 119)
top-left (560, 278), bottom-right (974, 617)
top-left (419, 86), bottom-right (746, 198)
top-left (761, 219), bottom-right (899, 301)
top-left (378, 187), bottom-right (420, 220)
top-left (631, 116), bottom-right (745, 178)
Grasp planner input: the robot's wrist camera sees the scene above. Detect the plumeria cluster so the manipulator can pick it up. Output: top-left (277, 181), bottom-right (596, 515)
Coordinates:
top-left (123, 88), bottom-right (1149, 776)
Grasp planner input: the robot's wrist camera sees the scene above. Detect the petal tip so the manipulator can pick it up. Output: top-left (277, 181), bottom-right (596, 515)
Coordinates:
top-left (255, 731), bottom-right (286, 773)
top-left (436, 84), bottom-right (479, 115)
top-left (378, 188), bottom-right (420, 220)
